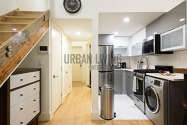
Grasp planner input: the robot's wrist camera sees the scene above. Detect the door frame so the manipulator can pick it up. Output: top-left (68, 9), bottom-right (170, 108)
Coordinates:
top-left (51, 22), bottom-right (63, 113)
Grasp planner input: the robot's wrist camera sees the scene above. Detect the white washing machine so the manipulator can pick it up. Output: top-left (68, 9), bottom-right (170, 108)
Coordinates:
top-left (144, 76), bottom-right (167, 125)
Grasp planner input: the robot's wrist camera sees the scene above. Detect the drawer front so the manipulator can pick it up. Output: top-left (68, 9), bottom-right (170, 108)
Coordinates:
top-left (10, 71), bottom-right (40, 89)
top-left (10, 82), bottom-right (40, 107)
top-left (24, 97), bottom-right (40, 123)
top-left (10, 103), bottom-right (26, 125)
top-left (23, 72), bottom-right (40, 86)
top-left (10, 73), bottom-right (40, 124)
top-left (25, 82), bottom-right (40, 98)
top-left (32, 82), bottom-right (40, 97)
top-left (10, 87), bottom-right (25, 107)
top-left (10, 74), bottom-right (25, 90)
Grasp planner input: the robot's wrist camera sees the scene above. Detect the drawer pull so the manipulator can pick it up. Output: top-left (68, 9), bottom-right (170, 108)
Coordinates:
top-left (20, 122), bottom-right (24, 124)
top-left (33, 76), bottom-right (37, 78)
top-left (33, 111), bottom-right (36, 113)
top-left (33, 99), bottom-right (36, 102)
top-left (20, 108), bottom-right (23, 111)
top-left (33, 88), bottom-right (36, 90)
top-left (20, 79), bottom-right (23, 81)
top-left (20, 94), bottom-right (23, 96)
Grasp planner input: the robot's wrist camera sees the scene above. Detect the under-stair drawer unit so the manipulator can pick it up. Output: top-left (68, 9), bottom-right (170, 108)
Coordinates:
top-left (8, 68), bottom-right (41, 125)
top-left (10, 71), bottom-right (40, 90)
top-left (161, 25), bottom-right (186, 51)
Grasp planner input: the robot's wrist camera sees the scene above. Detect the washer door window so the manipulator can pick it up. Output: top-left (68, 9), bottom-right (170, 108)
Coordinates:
top-left (145, 86), bottom-right (160, 113)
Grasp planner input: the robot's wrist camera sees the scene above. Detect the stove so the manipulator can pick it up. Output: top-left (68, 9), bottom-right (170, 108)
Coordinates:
top-left (134, 69), bottom-right (160, 73)
top-left (133, 69), bottom-right (159, 113)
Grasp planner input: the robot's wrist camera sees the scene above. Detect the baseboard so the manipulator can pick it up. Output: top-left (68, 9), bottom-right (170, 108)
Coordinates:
top-left (91, 112), bottom-right (100, 120)
top-left (39, 112), bottom-right (54, 122)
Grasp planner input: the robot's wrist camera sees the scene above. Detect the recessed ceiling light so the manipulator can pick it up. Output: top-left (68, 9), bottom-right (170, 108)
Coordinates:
top-left (179, 18), bottom-right (185, 22)
top-left (114, 32), bottom-right (119, 36)
top-left (76, 32), bottom-right (81, 35)
top-left (12, 28), bottom-right (17, 31)
top-left (123, 17), bottom-right (130, 23)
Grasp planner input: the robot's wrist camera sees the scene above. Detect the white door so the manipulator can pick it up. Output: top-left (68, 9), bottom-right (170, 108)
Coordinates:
top-left (52, 28), bottom-right (62, 113)
top-left (72, 47), bottom-right (83, 82)
top-left (62, 33), bottom-right (72, 99)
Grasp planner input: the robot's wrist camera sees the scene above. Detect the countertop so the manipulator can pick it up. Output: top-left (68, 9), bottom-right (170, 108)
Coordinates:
top-left (146, 73), bottom-right (184, 82)
top-left (114, 68), bottom-right (134, 72)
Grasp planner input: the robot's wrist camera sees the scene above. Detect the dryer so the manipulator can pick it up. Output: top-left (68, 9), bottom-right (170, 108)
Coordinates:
top-left (145, 76), bottom-right (167, 125)
top-left (144, 75), bottom-right (185, 125)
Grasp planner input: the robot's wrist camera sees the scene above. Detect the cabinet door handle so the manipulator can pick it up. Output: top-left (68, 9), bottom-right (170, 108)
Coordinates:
top-left (33, 99), bottom-right (36, 102)
top-left (20, 79), bottom-right (23, 81)
top-left (33, 88), bottom-right (36, 90)
top-left (20, 108), bottom-right (23, 111)
top-left (33, 111), bottom-right (36, 113)
top-left (20, 94), bottom-right (23, 96)
top-left (20, 122), bottom-right (24, 124)
top-left (33, 76), bottom-right (37, 78)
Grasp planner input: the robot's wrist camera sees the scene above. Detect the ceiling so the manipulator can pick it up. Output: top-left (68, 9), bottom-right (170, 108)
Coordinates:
top-left (99, 12), bottom-right (164, 36)
top-left (54, 19), bottom-right (92, 41)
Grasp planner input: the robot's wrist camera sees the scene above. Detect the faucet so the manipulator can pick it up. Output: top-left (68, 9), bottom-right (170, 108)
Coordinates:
top-left (137, 56), bottom-right (149, 69)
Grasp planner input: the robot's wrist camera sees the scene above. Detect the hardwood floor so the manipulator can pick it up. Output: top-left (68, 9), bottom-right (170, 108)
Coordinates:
top-left (39, 82), bottom-right (153, 125)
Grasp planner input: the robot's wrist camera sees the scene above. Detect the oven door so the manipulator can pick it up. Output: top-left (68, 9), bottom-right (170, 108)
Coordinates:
top-left (133, 76), bottom-right (144, 102)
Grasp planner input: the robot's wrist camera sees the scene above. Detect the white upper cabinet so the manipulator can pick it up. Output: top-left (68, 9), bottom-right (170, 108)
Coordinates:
top-left (129, 28), bottom-right (145, 57)
top-left (161, 25), bottom-right (186, 51)
top-left (114, 47), bottom-right (128, 57)
top-left (131, 42), bottom-right (142, 56)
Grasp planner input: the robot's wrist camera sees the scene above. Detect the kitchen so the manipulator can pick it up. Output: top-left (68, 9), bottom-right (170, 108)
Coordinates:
top-left (0, 0), bottom-right (187, 125)
top-left (98, 1), bottom-right (187, 125)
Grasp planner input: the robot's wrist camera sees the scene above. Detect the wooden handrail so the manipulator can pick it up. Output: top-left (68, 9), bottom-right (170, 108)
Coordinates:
top-left (0, 21), bottom-right (49, 87)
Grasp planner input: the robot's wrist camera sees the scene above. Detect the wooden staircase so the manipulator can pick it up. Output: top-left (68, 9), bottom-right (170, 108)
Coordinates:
top-left (0, 9), bottom-right (49, 87)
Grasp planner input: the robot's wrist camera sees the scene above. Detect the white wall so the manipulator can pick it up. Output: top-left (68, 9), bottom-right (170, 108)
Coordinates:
top-left (16, 0), bottom-right (48, 11)
top-left (0, 0), bottom-right (48, 15)
top-left (0, 0), bottom-right (17, 15)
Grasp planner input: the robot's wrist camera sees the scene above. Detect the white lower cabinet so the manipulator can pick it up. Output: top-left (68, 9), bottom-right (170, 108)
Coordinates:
top-left (9, 69), bottom-right (40, 125)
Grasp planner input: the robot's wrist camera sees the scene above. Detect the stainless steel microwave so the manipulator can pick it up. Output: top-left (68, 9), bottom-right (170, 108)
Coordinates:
top-left (142, 34), bottom-right (173, 55)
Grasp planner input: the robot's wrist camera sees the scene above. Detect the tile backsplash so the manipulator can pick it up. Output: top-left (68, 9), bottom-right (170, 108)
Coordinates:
top-left (129, 49), bottom-right (187, 69)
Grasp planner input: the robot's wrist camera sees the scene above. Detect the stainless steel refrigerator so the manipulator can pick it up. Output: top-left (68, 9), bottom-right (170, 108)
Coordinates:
top-left (99, 45), bottom-right (115, 120)
top-left (99, 45), bottom-right (113, 87)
